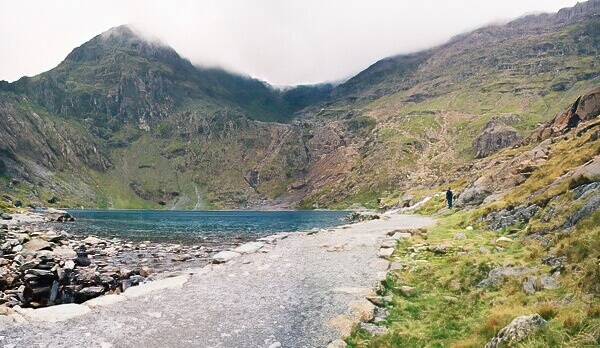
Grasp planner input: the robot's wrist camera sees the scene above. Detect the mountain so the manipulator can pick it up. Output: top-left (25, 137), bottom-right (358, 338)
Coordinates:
top-left (0, 1), bottom-right (599, 210)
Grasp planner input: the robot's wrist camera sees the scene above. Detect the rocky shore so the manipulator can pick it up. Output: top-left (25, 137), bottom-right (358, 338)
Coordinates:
top-left (0, 210), bottom-right (232, 310)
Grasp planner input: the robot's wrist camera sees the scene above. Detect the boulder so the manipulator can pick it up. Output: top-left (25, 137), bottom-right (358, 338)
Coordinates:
top-left (139, 266), bottom-right (152, 277)
top-left (349, 299), bottom-right (375, 322)
top-left (485, 204), bottom-right (540, 230)
top-left (539, 275), bottom-right (560, 290)
top-left (211, 251), bottom-right (241, 264)
top-left (76, 286), bottom-right (105, 302)
top-left (535, 88), bottom-right (600, 139)
top-left (359, 322), bottom-right (389, 336)
top-left (485, 314), bottom-right (548, 348)
top-left (327, 339), bottom-right (348, 348)
top-left (22, 239), bottom-right (52, 252)
top-left (400, 285), bottom-right (415, 296)
top-left (82, 236), bottom-right (103, 245)
top-left (456, 182), bottom-right (492, 206)
top-left (478, 267), bottom-right (538, 288)
top-left (171, 253), bottom-right (192, 262)
top-left (52, 246), bottom-right (77, 260)
top-left (377, 248), bottom-right (394, 258)
top-left (473, 119), bottom-right (522, 158)
top-left (564, 193), bottom-right (600, 228)
top-left (522, 278), bottom-right (537, 294)
top-left (45, 208), bottom-right (75, 222)
top-left (233, 242), bottom-right (264, 254)
top-left (14, 303), bottom-right (91, 322)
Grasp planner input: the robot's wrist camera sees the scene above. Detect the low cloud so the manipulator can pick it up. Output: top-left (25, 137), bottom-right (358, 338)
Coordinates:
top-left (0, 0), bottom-right (581, 86)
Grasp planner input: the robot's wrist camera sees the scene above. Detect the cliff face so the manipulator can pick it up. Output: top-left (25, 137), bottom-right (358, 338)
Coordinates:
top-left (0, 1), bottom-right (599, 209)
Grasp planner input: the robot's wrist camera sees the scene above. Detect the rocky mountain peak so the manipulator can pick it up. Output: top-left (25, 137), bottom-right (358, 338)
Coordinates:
top-left (65, 25), bottom-right (179, 63)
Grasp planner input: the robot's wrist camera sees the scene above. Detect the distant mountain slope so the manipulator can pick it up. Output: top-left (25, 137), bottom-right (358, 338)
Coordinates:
top-left (0, 1), bottom-right (599, 210)
top-left (292, 0), bottom-right (600, 209)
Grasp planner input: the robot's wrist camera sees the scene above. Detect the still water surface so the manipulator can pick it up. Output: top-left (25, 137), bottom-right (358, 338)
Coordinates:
top-left (60, 210), bottom-right (351, 244)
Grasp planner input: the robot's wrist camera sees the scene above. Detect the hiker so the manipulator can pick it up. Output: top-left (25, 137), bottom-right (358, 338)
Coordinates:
top-left (446, 188), bottom-right (453, 208)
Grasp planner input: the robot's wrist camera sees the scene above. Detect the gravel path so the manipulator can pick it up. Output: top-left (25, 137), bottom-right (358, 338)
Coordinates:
top-left (1, 214), bottom-right (433, 348)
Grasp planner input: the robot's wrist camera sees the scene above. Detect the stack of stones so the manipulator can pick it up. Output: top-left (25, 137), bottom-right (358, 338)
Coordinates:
top-left (0, 212), bottom-right (214, 309)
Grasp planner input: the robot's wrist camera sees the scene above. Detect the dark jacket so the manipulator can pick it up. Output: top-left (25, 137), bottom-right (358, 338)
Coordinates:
top-left (446, 190), bottom-right (453, 201)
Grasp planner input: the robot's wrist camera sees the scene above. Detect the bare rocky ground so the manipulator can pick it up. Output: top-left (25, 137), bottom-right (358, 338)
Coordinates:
top-left (0, 214), bottom-right (433, 348)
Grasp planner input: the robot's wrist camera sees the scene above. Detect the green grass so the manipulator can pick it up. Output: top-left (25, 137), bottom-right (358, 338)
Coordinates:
top-left (347, 211), bottom-right (600, 347)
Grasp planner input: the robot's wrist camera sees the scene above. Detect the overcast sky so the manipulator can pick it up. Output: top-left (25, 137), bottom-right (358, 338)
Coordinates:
top-left (0, 0), bottom-right (582, 86)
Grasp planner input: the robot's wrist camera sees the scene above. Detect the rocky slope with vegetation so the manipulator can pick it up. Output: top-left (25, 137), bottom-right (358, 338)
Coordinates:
top-left (0, 1), bottom-right (598, 211)
top-left (345, 88), bottom-right (599, 347)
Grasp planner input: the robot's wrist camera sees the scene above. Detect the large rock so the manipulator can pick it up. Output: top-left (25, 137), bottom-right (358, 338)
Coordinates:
top-left (233, 242), bottom-right (264, 254)
top-left (536, 88), bottom-right (600, 139)
top-left (52, 246), bottom-right (77, 260)
top-left (478, 267), bottom-right (538, 288)
top-left (564, 192), bottom-right (600, 228)
top-left (45, 208), bottom-right (75, 222)
top-left (349, 299), bottom-right (375, 322)
top-left (76, 286), bottom-right (105, 302)
top-left (211, 251), bottom-right (241, 264)
top-left (473, 119), bottom-right (522, 158)
top-left (485, 314), bottom-right (547, 348)
top-left (485, 204), bottom-right (540, 230)
top-left (14, 303), bottom-right (91, 322)
top-left (456, 179), bottom-right (492, 206)
top-left (22, 239), bottom-right (52, 251)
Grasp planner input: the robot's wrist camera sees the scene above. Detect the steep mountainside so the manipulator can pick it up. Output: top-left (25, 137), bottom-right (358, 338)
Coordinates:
top-left (290, 0), bottom-right (600, 209)
top-left (0, 1), bottom-right (599, 210)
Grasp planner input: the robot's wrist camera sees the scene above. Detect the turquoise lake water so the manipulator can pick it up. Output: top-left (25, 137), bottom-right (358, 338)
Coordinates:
top-left (60, 210), bottom-right (350, 244)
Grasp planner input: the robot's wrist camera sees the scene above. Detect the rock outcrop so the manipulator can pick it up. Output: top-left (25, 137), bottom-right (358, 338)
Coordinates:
top-left (530, 88), bottom-right (600, 142)
top-left (485, 314), bottom-right (548, 348)
top-left (473, 119), bottom-right (522, 158)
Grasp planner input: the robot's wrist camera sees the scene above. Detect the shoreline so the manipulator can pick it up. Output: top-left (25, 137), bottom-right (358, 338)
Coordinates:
top-left (0, 212), bottom-right (434, 347)
top-left (0, 209), bottom-right (363, 311)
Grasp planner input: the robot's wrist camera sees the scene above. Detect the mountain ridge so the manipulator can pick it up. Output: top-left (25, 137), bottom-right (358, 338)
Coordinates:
top-left (0, 1), bottom-right (598, 210)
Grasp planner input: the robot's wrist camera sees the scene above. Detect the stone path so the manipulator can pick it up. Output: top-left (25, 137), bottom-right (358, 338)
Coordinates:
top-left (0, 214), bottom-right (433, 348)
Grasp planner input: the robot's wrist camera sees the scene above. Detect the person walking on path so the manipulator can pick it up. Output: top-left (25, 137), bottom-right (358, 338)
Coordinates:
top-left (446, 188), bottom-right (453, 208)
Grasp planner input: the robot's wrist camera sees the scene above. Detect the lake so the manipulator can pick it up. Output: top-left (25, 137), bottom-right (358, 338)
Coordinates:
top-left (59, 210), bottom-right (351, 245)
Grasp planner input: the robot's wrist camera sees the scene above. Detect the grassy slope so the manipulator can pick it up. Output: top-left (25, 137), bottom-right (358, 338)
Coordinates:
top-left (295, 18), bottom-right (599, 209)
top-left (346, 118), bottom-right (600, 346)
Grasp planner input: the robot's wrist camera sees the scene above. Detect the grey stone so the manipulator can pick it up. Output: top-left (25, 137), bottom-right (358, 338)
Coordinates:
top-left (473, 120), bottom-right (522, 158)
top-left (359, 322), bottom-right (389, 336)
top-left (22, 239), bottom-right (52, 251)
top-left (26, 269), bottom-right (55, 278)
top-left (14, 303), bottom-right (91, 322)
top-left (171, 253), bottom-right (192, 262)
top-left (485, 314), bottom-right (547, 348)
top-left (478, 267), bottom-right (538, 288)
top-left (377, 248), bottom-right (394, 258)
top-left (539, 275), bottom-right (560, 290)
top-left (479, 246), bottom-right (491, 254)
top-left (82, 236), bottom-right (103, 245)
top-left (454, 233), bottom-right (467, 240)
top-left (233, 242), bottom-right (264, 254)
top-left (327, 339), bottom-right (347, 348)
top-left (456, 183), bottom-right (492, 206)
top-left (485, 204), bottom-right (540, 230)
top-left (400, 285), bottom-right (415, 296)
top-left (211, 251), bottom-right (241, 264)
top-left (572, 182), bottom-right (600, 200)
top-left (442, 296), bottom-right (458, 303)
top-left (522, 278), bottom-right (537, 294)
top-left (564, 192), bottom-right (600, 228)
top-left (78, 286), bottom-right (105, 298)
